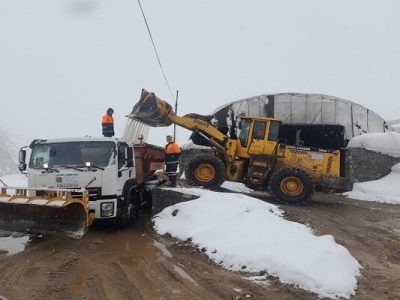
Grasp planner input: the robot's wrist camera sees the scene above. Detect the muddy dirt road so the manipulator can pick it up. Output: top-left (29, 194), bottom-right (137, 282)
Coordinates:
top-left (0, 192), bottom-right (399, 300)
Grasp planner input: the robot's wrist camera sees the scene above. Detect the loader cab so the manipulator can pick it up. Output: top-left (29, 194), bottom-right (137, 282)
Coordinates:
top-left (237, 116), bottom-right (282, 158)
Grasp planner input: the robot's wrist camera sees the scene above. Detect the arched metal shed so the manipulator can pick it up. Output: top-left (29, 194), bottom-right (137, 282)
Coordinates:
top-left (211, 93), bottom-right (391, 146)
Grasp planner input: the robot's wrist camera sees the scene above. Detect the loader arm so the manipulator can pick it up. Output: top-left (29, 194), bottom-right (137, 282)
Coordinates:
top-left (169, 115), bottom-right (226, 143)
top-left (129, 89), bottom-right (229, 152)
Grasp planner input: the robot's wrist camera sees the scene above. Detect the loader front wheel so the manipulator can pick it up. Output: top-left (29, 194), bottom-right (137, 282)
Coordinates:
top-left (185, 154), bottom-right (225, 189)
top-left (269, 167), bottom-right (314, 204)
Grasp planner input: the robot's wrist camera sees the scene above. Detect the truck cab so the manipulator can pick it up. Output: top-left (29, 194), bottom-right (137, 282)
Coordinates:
top-left (20, 137), bottom-right (147, 223)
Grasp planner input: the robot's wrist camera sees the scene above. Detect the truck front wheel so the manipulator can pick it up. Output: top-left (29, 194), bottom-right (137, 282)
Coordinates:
top-left (269, 167), bottom-right (314, 204)
top-left (116, 189), bottom-right (140, 228)
top-left (185, 154), bottom-right (225, 189)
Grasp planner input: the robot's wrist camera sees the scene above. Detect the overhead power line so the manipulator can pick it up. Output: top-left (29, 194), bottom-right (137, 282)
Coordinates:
top-left (137, 0), bottom-right (175, 99)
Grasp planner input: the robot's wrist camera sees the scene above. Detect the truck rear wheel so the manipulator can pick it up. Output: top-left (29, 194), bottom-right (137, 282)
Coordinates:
top-left (269, 167), bottom-right (314, 204)
top-left (185, 154), bottom-right (225, 189)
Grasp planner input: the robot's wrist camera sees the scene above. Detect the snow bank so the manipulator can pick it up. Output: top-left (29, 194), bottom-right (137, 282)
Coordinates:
top-left (153, 188), bottom-right (361, 299)
top-left (347, 132), bottom-right (400, 157)
top-left (344, 163), bottom-right (400, 204)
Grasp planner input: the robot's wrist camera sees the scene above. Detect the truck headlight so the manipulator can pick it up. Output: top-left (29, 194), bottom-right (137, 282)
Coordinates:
top-left (101, 202), bottom-right (114, 217)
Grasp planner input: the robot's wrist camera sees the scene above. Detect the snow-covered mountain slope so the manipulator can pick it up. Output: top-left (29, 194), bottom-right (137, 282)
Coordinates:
top-left (0, 127), bottom-right (18, 176)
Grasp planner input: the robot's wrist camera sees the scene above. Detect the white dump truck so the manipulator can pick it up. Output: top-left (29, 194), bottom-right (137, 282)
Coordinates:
top-left (0, 137), bottom-right (165, 238)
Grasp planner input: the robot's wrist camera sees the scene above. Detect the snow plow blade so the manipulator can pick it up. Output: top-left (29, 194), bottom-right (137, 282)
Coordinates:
top-left (0, 187), bottom-right (94, 239)
top-left (127, 88), bottom-right (174, 127)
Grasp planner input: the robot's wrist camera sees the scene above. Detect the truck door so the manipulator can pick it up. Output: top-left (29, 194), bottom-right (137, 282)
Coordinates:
top-left (117, 142), bottom-right (133, 195)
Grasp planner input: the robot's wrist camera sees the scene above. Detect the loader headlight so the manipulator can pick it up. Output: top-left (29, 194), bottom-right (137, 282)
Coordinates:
top-left (101, 202), bottom-right (114, 217)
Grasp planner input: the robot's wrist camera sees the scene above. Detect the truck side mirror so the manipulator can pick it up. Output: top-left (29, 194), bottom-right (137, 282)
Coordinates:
top-left (19, 149), bottom-right (26, 164)
top-left (126, 147), bottom-right (133, 160)
top-left (18, 163), bottom-right (27, 172)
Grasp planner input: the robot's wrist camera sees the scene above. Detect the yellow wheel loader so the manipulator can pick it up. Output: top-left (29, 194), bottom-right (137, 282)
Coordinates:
top-left (129, 89), bottom-right (346, 204)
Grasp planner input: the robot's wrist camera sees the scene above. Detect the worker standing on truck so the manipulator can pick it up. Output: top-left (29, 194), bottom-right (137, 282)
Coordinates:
top-left (165, 135), bottom-right (181, 187)
top-left (102, 108), bottom-right (115, 137)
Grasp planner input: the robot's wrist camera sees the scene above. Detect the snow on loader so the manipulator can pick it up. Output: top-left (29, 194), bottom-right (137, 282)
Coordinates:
top-left (0, 186), bottom-right (93, 239)
top-left (128, 89), bottom-right (346, 204)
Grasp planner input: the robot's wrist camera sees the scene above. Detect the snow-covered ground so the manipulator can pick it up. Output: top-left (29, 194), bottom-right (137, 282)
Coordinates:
top-left (0, 234), bottom-right (30, 256)
top-left (347, 132), bottom-right (400, 157)
top-left (344, 163), bottom-right (400, 204)
top-left (153, 188), bottom-right (361, 299)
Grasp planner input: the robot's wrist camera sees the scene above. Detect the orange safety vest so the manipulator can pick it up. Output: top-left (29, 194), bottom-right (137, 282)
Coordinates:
top-left (165, 143), bottom-right (181, 154)
top-left (102, 114), bottom-right (114, 124)
top-left (102, 114), bottom-right (114, 137)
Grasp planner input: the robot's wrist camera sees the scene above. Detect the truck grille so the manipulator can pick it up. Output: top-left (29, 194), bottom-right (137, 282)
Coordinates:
top-left (71, 188), bottom-right (101, 201)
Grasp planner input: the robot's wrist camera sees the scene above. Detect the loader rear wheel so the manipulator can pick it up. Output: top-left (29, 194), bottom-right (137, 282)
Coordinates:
top-left (185, 154), bottom-right (225, 189)
top-left (269, 167), bottom-right (314, 204)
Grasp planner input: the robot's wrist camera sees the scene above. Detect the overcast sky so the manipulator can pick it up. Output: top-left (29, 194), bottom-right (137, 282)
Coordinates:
top-left (0, 0), bottom-right (399, 146)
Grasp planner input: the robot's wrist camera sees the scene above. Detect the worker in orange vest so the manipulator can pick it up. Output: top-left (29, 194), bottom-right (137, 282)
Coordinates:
top-left (102, 108), bottom-right (115, 137)
top-left (165, 135), bottom-right (181, 187)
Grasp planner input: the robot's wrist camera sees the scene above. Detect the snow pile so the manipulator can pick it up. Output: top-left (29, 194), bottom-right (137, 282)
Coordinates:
top-left (347, 132), bottom-right (400, 157)
top-left (221, 181), bottom-right (255, 193)
top-left (154, 188), bottom-right (361, 299)
top-left (344, 163), bottom-right (400, 204)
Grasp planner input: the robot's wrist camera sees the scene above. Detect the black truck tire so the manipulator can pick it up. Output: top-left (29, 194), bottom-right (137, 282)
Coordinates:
top-left (116, 183), bottom-right (140, 228)
top-left (185, 153), bottom-right (225, 189)
top-left (269, 167), bottom-right (314, 204)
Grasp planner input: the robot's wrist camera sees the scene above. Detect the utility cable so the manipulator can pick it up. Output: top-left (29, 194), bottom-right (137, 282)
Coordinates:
top-left (137, 0), bottom-right (175, 99)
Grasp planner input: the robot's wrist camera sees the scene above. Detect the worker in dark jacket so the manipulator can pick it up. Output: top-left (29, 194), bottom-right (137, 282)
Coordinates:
top-left (102, 108), bottom-right (115, 137)
top-left (165, 135), bottom-right (181, 187)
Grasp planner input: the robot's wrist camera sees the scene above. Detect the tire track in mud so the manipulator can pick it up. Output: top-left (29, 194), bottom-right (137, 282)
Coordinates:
top-left (104, 262), bottom-right (143, 299)
top-left (276, 194), bottom-right (400, 299)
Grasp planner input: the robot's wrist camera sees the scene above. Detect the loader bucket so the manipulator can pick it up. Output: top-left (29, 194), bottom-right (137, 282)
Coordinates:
top-left (0, 188), bottom-right (93, 239)
top-left (127, 89), bottom-right (174, 127)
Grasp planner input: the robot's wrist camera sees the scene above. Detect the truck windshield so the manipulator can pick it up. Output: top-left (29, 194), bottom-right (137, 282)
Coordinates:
top-left (29, 142), bottom-right (116, 169)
